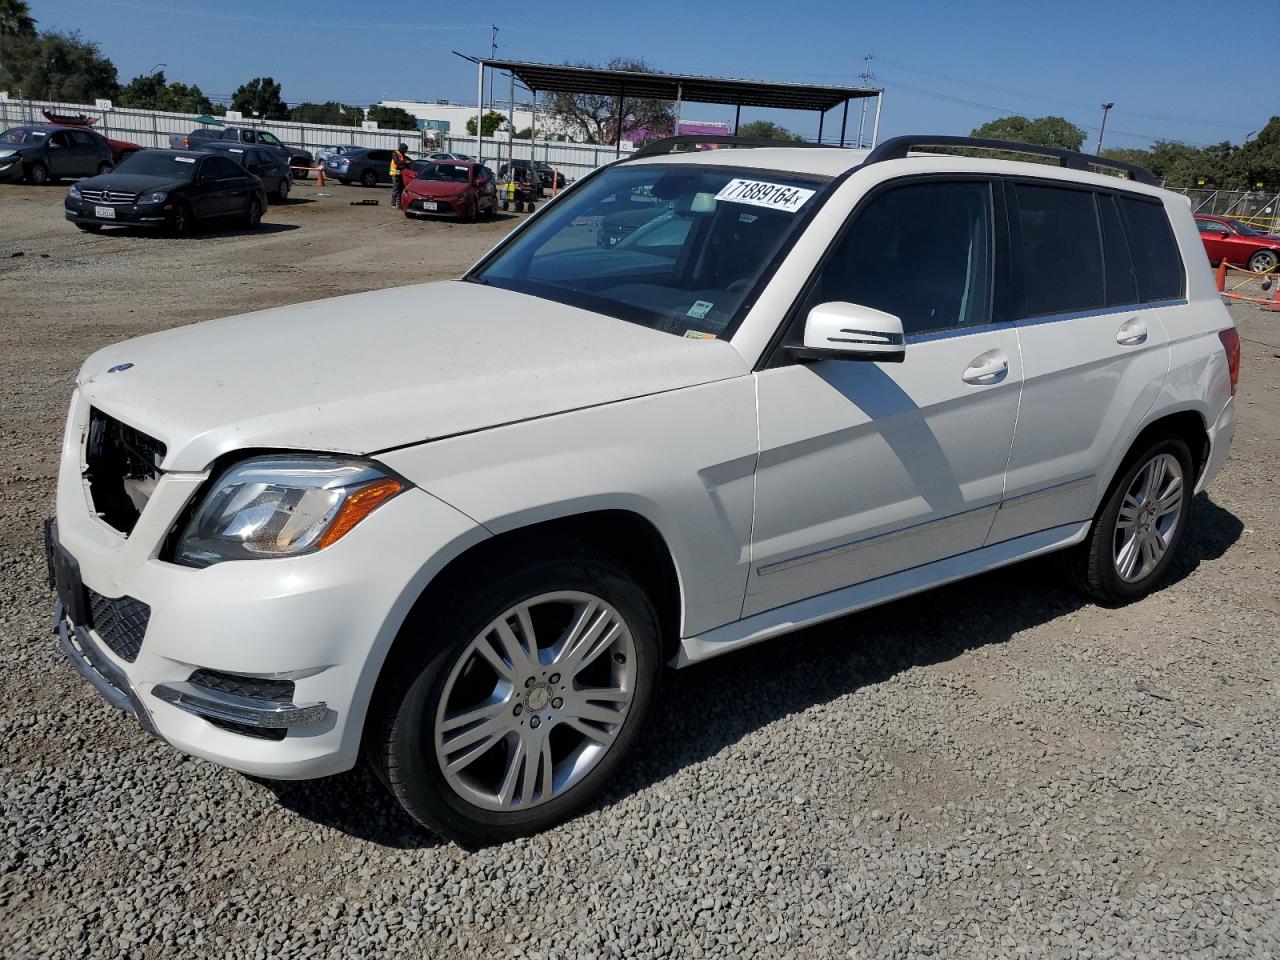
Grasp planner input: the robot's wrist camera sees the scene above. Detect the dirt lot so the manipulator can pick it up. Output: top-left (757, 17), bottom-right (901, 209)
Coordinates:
top-left (1, 178), bottom-right (1278, 959)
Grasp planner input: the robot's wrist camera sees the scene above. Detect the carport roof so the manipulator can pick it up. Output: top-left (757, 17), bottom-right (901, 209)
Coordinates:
top-left (480, 59), bottom-right (879, 113)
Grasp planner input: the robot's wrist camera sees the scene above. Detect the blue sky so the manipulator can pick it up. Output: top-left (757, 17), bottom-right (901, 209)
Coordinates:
top-left (30, 0), bottom-right (1265, 149)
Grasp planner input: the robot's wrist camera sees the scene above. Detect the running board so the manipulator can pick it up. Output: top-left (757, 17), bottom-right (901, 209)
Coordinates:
top-left (675, 521), bottom-right (1090, 667)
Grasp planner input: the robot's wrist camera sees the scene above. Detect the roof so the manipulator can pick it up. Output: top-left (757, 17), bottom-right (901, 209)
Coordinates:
top-left (481, 59), bottom-right (879, 112)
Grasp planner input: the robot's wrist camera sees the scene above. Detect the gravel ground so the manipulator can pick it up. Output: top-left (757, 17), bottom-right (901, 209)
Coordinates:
top-left (1, 180), bottom-right (1278, 959)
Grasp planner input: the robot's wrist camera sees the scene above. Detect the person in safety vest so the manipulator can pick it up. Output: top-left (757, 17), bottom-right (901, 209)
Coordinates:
top-left (389, 143), bottom-right (411, 209)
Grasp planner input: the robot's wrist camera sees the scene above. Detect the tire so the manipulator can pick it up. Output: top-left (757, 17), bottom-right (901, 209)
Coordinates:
top-left (168, 202), bottom-right (194, 237)
top-left (276, 178), bottom-right (290, 203)
top-left (361, 169), bottom-right (377, 188)
top-left (1065, 436), bottom-right (1194, 604)
top-left (1248, 249), bottom-right (1278, 274)
top-left (293, 165), bottom-right (309, 181)
top-left (76, 223), bottom-right (102, 233)
top-left (467, 200), bottom-right (478, 223)
top-left (28, 162), bottom-right (49, 186)
top-left (244, 196), bottom-right (263, 229)
top-left (371, 546), bottom-right (661, 846)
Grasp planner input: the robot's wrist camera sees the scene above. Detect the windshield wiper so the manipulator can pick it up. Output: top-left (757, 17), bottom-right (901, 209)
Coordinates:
top-left (462, 275), bottom-right (491, 286)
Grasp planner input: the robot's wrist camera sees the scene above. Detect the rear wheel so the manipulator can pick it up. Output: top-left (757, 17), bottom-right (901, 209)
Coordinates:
top-left (1066, 436), bottom-right (1194, 604)
top-left (1248, 249), bottom-right (1278, 274)
top-left (361, 169), bottom-right (377, 188)
top-left (371, 547), bottom-right (660, 846)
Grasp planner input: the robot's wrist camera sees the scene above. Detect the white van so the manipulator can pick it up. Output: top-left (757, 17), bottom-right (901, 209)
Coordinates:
top-left (48, 135), bottom-right (1239, 844)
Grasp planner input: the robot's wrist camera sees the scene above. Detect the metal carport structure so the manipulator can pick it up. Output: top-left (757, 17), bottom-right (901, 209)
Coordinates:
top-left (461, 58), bottom-right (883, 158)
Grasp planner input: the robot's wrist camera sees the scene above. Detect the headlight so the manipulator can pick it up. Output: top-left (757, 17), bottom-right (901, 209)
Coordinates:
top-left (139, 191), bottom-right (167, 204)
top-left (175, 456), bottom-right (405, 567)
top-left (0, 152), bottom-right (17, 164)
top-left (68, 184), bottom-right (82, 199)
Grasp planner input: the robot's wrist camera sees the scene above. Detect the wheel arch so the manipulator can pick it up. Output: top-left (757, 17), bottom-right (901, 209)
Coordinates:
top-left (362, 508), bottom-right (685, 744)
top-left (1099, 407), bottom-right (1210, 511)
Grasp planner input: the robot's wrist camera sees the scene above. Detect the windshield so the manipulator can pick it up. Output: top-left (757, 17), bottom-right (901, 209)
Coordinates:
top-left (0, 127), bottom-right (46, 145)
top-left (416, 162), bottom-right (471, 182)
top-left (113, 152), bottom-right (199, 179)
top-left (1227, 219), bottom-right (1265, 236)
top-left (472, 163), bottom-right (828, 337)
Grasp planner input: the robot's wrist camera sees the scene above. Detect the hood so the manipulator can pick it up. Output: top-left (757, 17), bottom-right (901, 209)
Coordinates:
top-left (77, 281), bottom-right (748, 472)
top-left (407, 177), bottom-right (470, 197)
top-left (75, 173), bottom-right (190, 193)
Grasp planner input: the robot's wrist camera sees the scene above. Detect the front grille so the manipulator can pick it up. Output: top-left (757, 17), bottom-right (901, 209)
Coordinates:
top-left (87, 589), bottom-right (150, 662)
top-left (79, 189), bottom-right (137, 204)
top-left (84, 408), bottom-right (166, 536)
top-left (187, 669), bottom-right (295, 702)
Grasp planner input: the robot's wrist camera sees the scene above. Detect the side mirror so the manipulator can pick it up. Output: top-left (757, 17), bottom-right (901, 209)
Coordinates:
top-left (791, 301), bottom-right (906, 363)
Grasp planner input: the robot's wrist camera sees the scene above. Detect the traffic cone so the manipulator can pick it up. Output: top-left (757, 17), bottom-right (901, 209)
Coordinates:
top-left (316, 164), bottom-right (325, 188)
top-left (1215, 260), bottom-right (1227, 293)
top-left (1267, 280), bottom-right (1280, 312)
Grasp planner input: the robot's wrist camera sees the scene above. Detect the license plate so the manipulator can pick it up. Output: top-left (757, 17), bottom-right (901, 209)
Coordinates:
top-left (94, 205), bottom-right (115, 219)
top-left (44, 520), bottom-right (90, 627)
top-left (422, 201), bottom-right (438, 211)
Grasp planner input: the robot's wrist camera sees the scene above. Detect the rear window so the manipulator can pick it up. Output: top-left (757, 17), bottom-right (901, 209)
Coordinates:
top-left (1119, 197), bottom-right (1184, 302)
top-left (1014, 184), bottom-right (1105, 317)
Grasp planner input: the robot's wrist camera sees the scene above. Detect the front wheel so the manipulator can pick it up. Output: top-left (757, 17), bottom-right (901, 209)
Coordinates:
top-left (28, 162), bottom-right (49, 186)
top-left (1248, 249), bottom-right (1278, 274)
top-left (1065, 437), bottom-right (1194, 604)
top-left (168, 201), bottom-right (194, 237)
top-left (372, 548), bottom-right (661, 845)
top-left (244, 196), bottom-right (263, 228)
top-left (276, 178), bottom-right (290, 203)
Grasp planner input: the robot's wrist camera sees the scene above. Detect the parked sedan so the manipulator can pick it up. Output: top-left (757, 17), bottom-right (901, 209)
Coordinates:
top-left (0, 124), bottom-right (114, 184)
top-left (400, 160), bottom-right (497, 220)
top-left (534, 160), bottom-right (567, 189)
top-left (64, 149), bottom-right (267, 235)
top-left (315, 143), bottom-right (361, 164)
top-left (199, 141), bottom-right (293, 202)
top-left (325, 147), bottom-right (395, 186)
top-left (1196, 215), bottom-right (1280, 273)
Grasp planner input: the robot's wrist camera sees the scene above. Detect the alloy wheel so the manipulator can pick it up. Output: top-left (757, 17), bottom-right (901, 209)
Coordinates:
top-left (1112, 452), bottom-right (1184, 582)
top-left (1250, 250), bottom-right (1278, 274)
top-left (433, 591), bottom-right (637, 812)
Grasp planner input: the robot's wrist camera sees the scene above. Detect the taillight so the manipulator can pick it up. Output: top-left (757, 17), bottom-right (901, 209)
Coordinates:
top-left (1218, 327), bottom-right (1241, 395)
top-left (182, 136), bottom-right (189, 148)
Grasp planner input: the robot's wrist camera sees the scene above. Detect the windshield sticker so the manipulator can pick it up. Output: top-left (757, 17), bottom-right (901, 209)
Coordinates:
top-left (687, 300), bottom-right (714, 320)
top-left (738, 212), bottom-right (759, 223)
top-left (715, 178), bottom-right (815, 212)
top-left (684, 330), bottom-right (717, 340)
top-left (175, 156), bottom-right (196, 163)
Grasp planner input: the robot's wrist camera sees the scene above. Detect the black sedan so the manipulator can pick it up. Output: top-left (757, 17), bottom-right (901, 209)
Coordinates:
top-left (0, 124), bottom-right (114, 185)
top-left (64, 150), bottom-right (268, 235)
top-left (198, 141), bottom-right (293, 202)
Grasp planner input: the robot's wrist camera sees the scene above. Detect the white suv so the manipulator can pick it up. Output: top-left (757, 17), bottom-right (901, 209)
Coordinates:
top-left (48, 135), bottom-right (1239, 844)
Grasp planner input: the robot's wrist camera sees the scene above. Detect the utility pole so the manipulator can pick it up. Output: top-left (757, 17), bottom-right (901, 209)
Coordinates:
top-left (488, 25), bottom-right (499, 114)
top-left (1096, 102), bottom-right (1115, 155)
top-left (856, 55), bottom-right (873, 148)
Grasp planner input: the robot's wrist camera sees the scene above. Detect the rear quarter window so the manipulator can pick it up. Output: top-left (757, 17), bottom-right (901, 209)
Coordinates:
top-left (1119, 197), bottom-right (1185, 302)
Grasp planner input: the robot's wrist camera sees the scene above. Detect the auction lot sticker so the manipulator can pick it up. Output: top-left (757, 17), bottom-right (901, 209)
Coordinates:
top-left (714, 179), bottom-right (815, 212)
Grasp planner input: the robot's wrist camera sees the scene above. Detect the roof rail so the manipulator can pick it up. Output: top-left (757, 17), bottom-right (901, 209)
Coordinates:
top-left (864, 135), bottom-right (1158, 186)
top-left (628, 134), bottom-right (830, 160)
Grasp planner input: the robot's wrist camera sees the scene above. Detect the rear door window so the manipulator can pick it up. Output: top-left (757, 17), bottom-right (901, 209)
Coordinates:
top-left (1119, 197), bottom-right (1184, 302)
top-left (1013, 183), bottom-right (1105, 318)
top-left (1098, 193), bottom-right (1139, 307)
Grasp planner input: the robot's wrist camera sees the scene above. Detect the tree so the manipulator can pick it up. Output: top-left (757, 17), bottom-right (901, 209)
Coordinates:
top-left (0, 30), bottom-right (118, 101)
top-left (119, 70), bottom-right (213, 114)
top-left (971, 115), bottom-right (1087, 151)
top-left (366, 104), bottom-right (418, 131)
top-left (291, 101), bottom-right (364, 126)
top-left (230, 76), bottom-right (288, 119)
top-left (545, 57), bottom-right (674, 144)
top-left (737, 120), bottom-right (801, 141)
top-left (0, 0), bottom-right (35, 37)
top-left (465, 110), bottom-right (506, 137)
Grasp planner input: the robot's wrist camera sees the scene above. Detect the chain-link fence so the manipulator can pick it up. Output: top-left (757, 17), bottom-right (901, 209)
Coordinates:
top-left (1170, 187), bottom-right (1280, 234)
top-left (0, 96), bottom-right (634, 181)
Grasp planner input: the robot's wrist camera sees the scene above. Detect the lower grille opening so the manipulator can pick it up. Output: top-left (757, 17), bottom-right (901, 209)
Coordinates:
top-left (84, 408), bottom-right (166, 536)
top-left (87, 590), bottom-right (150, 662)
top-left (187, 669), bottom-right (295, 701)
top-left (206, 717), bottom-right (288, 741)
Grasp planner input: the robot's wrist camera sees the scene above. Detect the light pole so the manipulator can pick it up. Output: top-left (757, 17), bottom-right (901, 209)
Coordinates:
top-left (148, 63), bottom-right (166, 111)
top-left (1095, 102), bottom-right (1114, 155)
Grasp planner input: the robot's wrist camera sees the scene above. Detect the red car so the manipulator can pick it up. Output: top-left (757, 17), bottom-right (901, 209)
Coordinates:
top-left (1195, 214), bottom-right (1280, 274)
top-left (400, 160), bottom-right (498, 221)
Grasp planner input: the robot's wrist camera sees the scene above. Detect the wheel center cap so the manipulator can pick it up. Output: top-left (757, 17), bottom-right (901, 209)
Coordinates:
top-left (526, 685), bottom-right (550, 712)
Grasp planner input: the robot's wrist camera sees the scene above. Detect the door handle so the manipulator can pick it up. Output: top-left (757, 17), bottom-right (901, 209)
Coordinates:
top-left (1116, 317), bottom-right (1148, 346)
top-left (961, 350), bottom-right (1009, 385)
